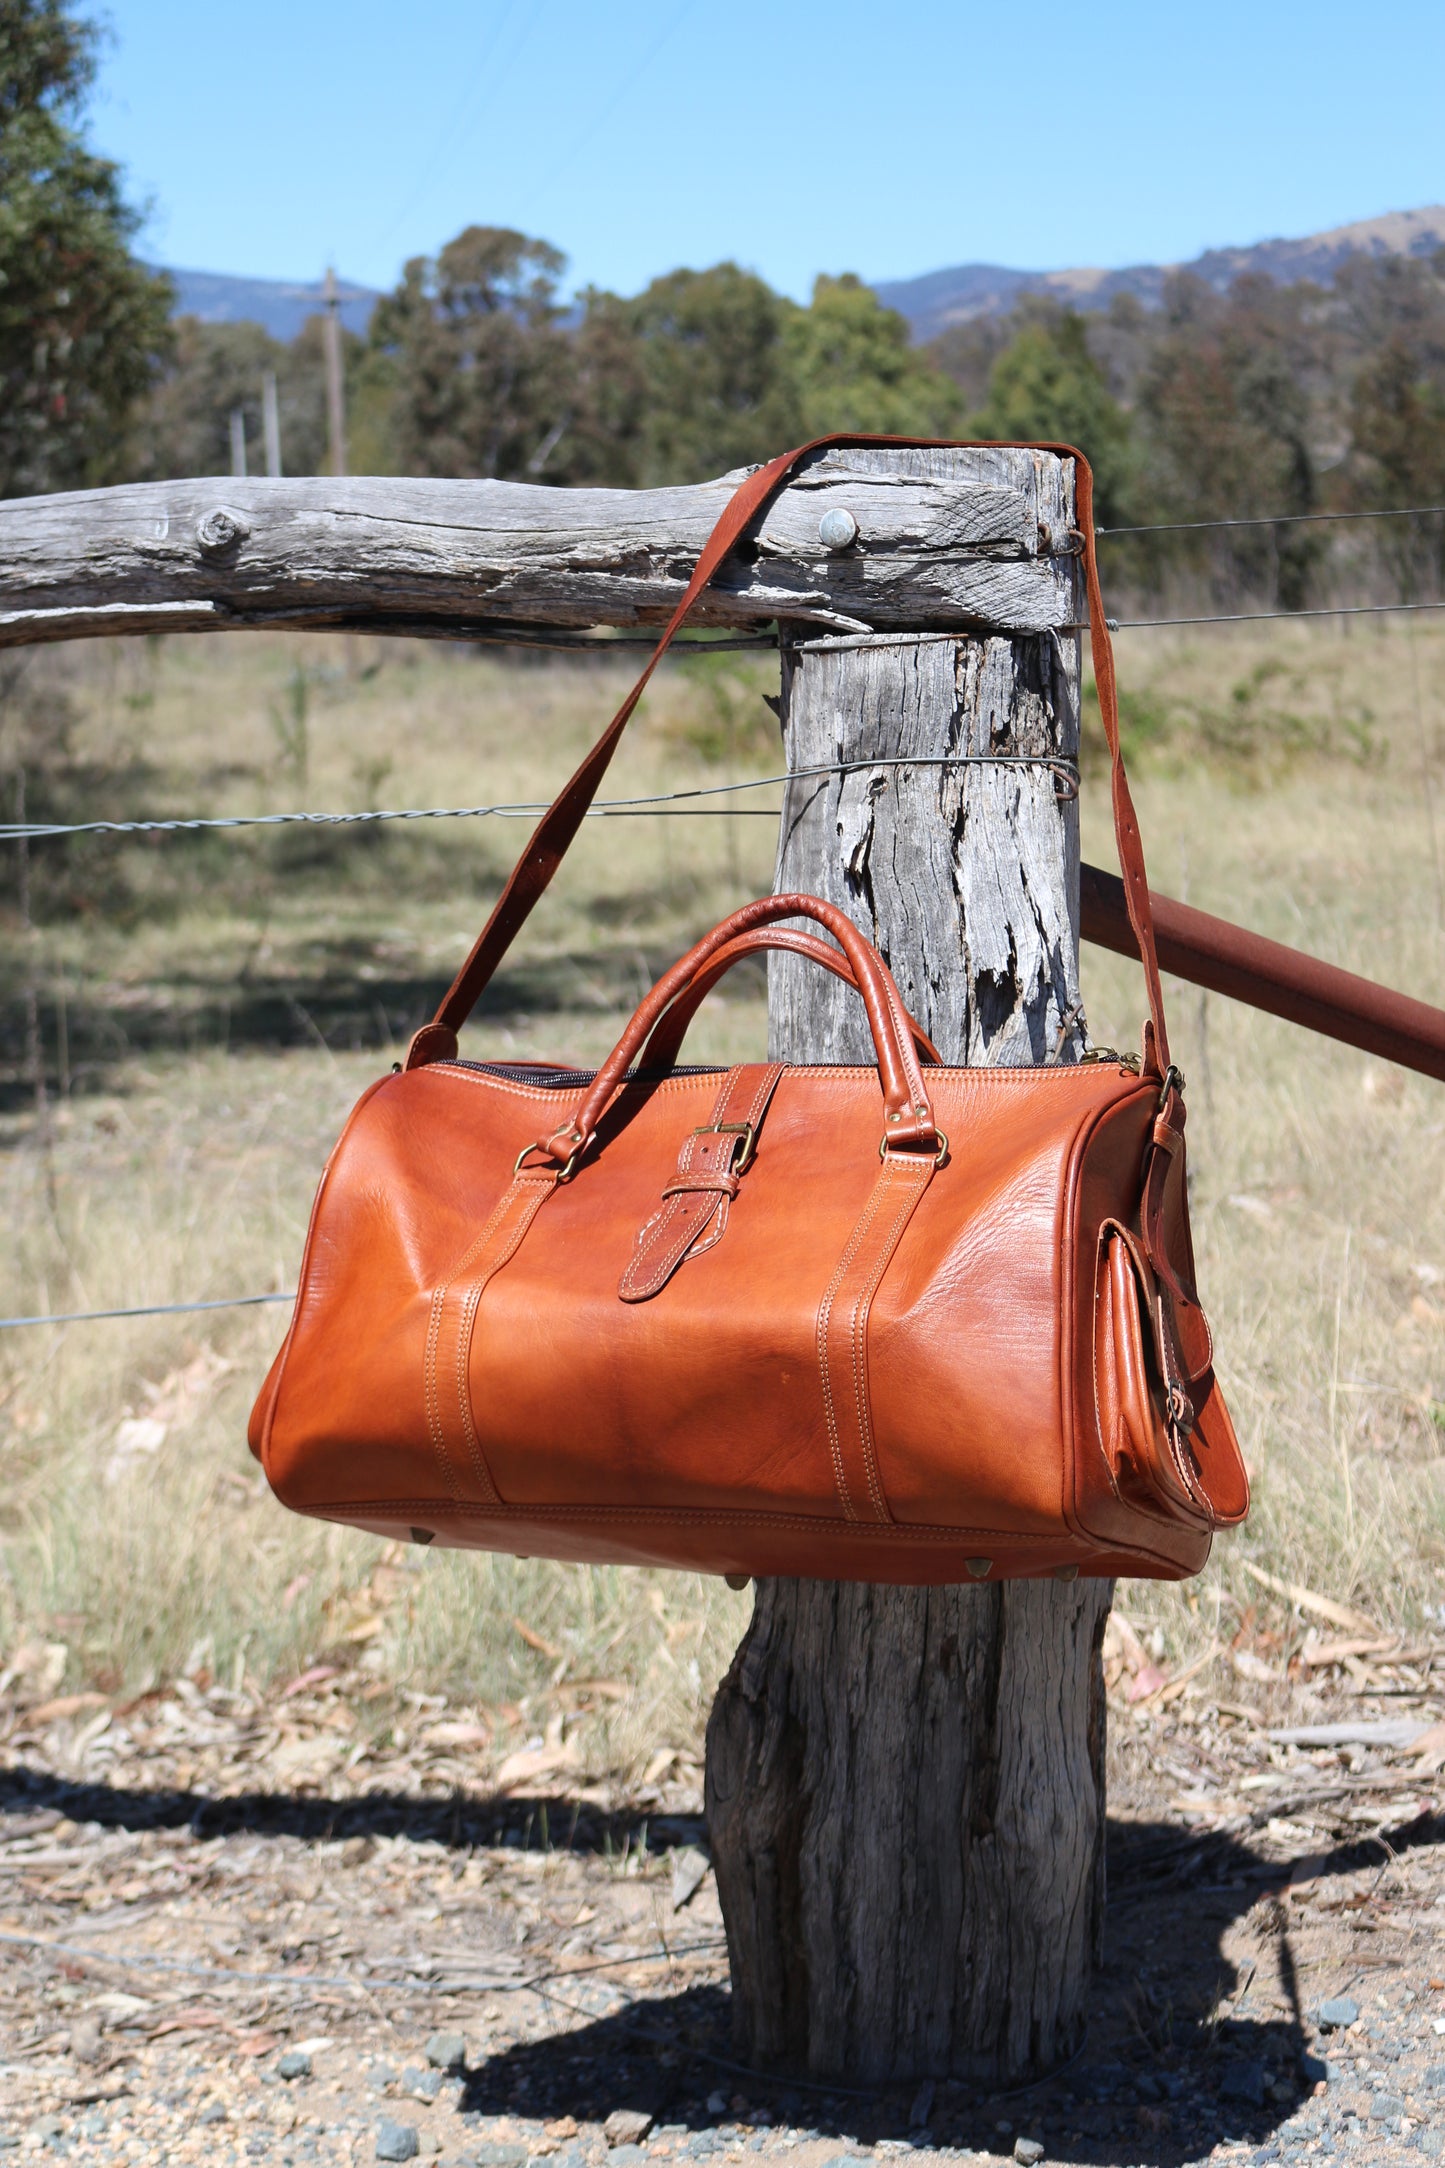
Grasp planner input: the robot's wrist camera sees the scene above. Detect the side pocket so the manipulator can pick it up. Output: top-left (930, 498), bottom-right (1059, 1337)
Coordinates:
top-left (1094, 1220), bottom-right (1249, 1528)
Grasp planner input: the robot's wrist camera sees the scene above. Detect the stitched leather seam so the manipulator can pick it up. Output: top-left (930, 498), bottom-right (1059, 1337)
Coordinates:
top-left (426, 1180), bottom-right (536, 1504)
top-left (683, 1197), bottom-right (729, 1260)
top-left (456, 1276), bottom-right (501, 1507)
top-left (816, 1172), bottom-right (892, 1522)
top-left (290, 1497), bottom-right (1067, 1542)
top-left (622, 1191), bottom-right (724, 1291)
top-left (641, 1198), bottom-right (721, 1286)
top-left (425, 1206), bottom-right (511, 1504)
top-left (1090, 1224), bottom-right (1126, 1503)
top-left (847, 1175), bottom-right (901, 1523)
top-left (1162, 1376), bottom-right (1210, 1514)
top-left (877, 974), bottom-right (931, 1124)
top-left (849, 1160), bottom-right (930, 1523)
top-left (453, 1176), bottom-right (554, 1506)
top-left (293, 1495), bottom-right (1203, 1571)
top-left (422, 1286), bottom-right (461, 1504)
top-left (741, 1062), bottom-right (785, 1129)
top-left (636, 1196), bottom-right (719, 1274)
top-left (425, 1246), bottom-right (481, 1506)
top-left (620, 1133), bottom-right (707, 1298)
top-left (853, 1165), bottom-right (928, 1521)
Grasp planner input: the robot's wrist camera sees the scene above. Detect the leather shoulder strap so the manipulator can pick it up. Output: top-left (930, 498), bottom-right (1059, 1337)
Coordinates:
top-left (407, 434), bottom-right (1170, 1073)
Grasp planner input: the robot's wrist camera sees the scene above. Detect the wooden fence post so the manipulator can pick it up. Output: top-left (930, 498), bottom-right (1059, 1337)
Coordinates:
top-left (706, 444), bottom-right (1111, 2087)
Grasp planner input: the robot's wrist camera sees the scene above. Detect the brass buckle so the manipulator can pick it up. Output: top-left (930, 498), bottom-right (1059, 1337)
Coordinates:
top-left (879, 1129), bottom-right (949, 1168)
top-left (1157, 1062), bottom-right (1186, 1109)
top-left (692, 1120), bottom-right (757, 1175)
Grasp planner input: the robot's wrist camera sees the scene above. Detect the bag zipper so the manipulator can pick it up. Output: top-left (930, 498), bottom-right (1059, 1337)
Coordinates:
top-left (444, 1060), bottom-right (727, 1090)
top-left (426, 1056), bottom-right (1147, 1088)
top-left (1079, 1047), bottom-right (1143, 1074)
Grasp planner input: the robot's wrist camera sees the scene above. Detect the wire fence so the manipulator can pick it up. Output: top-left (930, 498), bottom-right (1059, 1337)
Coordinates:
top-left (0, 753), bottom-right (1082, 846)
top-left (0, 1292), bottom-right (294, 1331)
top-left (1097, 502), bottom-right (1445, 537)
top-left (1109, 598), bottom-right (1445, 631)
top-left (4, 497), bottom-right (1444, 1334)
top-left (1093, 498), bottom-right (1445, 625)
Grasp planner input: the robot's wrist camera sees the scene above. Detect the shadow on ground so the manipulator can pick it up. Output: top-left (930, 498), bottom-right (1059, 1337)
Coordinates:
top-left (0, 1762), bottom-right (701, 1852)
top-left (5, 1763), bottom-right (1441, 2164)
top-left (0, 937), bottom-right (766, 1112)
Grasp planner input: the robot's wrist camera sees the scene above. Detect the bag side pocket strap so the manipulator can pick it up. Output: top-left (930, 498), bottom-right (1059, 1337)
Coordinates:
top-left (424, 1169), bottom-right (559, 1507)
top-left (817, 1149), bottom-right (936, 1525)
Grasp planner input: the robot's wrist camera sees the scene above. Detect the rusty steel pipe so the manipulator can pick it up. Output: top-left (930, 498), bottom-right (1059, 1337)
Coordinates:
top-left (1080, 861), bottom-right (1445, 1084)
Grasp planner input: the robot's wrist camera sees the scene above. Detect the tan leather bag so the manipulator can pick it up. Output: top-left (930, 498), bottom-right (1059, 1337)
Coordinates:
top-left (249, 437), bottom-right (1248, 1584)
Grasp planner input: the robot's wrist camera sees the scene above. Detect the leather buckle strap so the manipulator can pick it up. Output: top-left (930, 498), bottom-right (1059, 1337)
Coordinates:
top-left (690, 1119), bottom-right (757, 1175)
top-left (619, 1064), bottom-right (783, 1303)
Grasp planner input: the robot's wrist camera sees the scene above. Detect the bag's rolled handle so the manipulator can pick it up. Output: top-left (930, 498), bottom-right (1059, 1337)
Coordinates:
top-left (534, 893), bottom-right (938, 1168)
top-left (638, 925), bottom-right (942, 1074)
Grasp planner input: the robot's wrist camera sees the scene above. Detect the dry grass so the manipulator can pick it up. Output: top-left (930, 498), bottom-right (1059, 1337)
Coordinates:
top-left (2, 616), bottom-right (1444, 1765)
top-left (1085, 614), bottom-right (1445, 1656)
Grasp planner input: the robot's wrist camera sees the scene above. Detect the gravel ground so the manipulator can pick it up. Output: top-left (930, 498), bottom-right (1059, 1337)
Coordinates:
top-left (3, 1630), bottom-right (1445, 2165)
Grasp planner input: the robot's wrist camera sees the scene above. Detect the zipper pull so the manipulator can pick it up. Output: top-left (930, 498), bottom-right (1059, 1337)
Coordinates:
top-left (1080, 1046), bottom-right (1142, 1074)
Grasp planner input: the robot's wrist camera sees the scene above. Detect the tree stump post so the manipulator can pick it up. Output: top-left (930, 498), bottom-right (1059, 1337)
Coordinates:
top-left (706, 444), bottom-right (1112, 2087)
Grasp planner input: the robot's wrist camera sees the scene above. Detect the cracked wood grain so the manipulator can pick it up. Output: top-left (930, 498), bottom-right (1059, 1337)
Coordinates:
top-left (705, 446), bottom-right (1113, 2087)
top-left (0, 447), bottom-right (1080, 649)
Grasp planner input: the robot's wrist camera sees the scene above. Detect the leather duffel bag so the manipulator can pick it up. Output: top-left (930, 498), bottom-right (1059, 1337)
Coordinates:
top-left (249, 436), bottom-right (1248, 1583)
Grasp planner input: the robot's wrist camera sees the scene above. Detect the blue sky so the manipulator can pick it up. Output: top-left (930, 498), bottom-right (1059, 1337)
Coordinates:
top-left (94, 0), bottom-right (1445, 301)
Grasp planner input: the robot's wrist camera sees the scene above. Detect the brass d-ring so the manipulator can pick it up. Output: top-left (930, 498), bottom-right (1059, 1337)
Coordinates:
top-left (879, 1129), bottom-right (949, 1168)
top-left (514, 1135), bottom-right (588, 1181)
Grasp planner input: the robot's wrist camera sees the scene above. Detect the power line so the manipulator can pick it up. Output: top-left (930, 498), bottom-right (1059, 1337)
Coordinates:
top-left (522, 0), bottom-right (700, 219)
top-left (372, 0), bottom-right (530, 254)
top-left (1098, 503), bottom-right (1445, 538)
top-left (0, 1292), bottom-right (294, 1331)
top-left (1110, 598), bottom-right (1445, 631)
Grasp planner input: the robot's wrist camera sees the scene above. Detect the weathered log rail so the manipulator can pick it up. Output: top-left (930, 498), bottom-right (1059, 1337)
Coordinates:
top-left (0, 448), bottom-right (1080, 649)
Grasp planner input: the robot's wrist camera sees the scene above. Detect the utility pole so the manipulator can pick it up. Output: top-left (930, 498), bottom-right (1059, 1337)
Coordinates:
top-left (228, 408), bottom-right (247, 479)
top-left (323, 267), bottom-right (348, 479)
top-left (261, 371), bottom-right (283, 479)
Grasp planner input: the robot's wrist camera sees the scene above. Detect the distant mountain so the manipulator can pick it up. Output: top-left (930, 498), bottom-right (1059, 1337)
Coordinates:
top-left (155, 266), bottom-right (381, 341)
top-left (873, 206), bottom-right (1445, 342)
top-left (156, 205), bottom-right (1445, 350)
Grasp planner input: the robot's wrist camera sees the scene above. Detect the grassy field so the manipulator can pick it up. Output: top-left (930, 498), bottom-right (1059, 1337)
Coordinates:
top-left (1, 615), bottom-right (1444, 1772)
